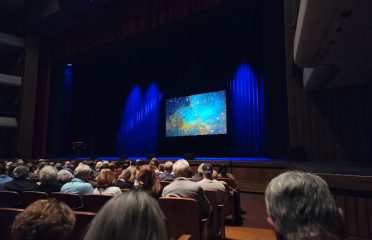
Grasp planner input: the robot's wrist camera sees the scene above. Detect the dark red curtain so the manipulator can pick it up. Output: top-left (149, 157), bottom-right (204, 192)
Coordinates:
top-left (54, 0), bottom-right (224, 59)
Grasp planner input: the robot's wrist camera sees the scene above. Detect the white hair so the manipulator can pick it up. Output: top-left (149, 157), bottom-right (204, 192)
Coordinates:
top-left (39, 165), bottom-right (58, 184)
top-left (58, 170), bottom-right (74, 183)
top-left (172, 159), bottom-right (190, 177)
top-left (74, 164), bottom-right (91, 178)
top-left (265, 171), bottom-right (344, 239)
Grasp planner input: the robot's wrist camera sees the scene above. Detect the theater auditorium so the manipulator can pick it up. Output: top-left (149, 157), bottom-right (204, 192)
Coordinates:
top-left (0, 0), bottom-right (371, 239)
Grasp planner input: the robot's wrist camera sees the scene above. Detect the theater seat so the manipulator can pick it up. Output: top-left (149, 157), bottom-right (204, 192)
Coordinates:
top-left (0, 208), bottom-right (23, 240)
top-left (21, 191), bottom-right (48, 207)
top-left (69, 211), bottom-right (96, 240)
top-left (204, 190), bottom-right (225, 239)
top-left (50, 192), bottom-right (83, 210)
top-left (82, 194), bottom-right (112, 212)
top-left (0, 191), bottom-right (21, 208)
top-left (159, 197), bottom-right (209, 240)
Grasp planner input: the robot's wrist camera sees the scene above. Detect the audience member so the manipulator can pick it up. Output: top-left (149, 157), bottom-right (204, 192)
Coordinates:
top-left (265, 171), bottom-right (345, 240)
top-left (191, 163), bottom-right (205, 182)
top-left (115, 169), bottom-right (134, 189)
top-left (218, 165), bottom-right (236, 181)
top-left (38, 165), bottom-right (62, 193)
top-left (83, 191), bottom-right (167, 240)
top-left (0, 163), bottom-right (12, 190)
top-left (136, 165), bottom-right (162, 198)
top-left (11, 199), bottom-right (76, 240)
top-left (162, 159), bottom-right (211, 218)
top-left (57, 169), bottom-right (74, 184)
top-left (197, 163), bottom-right (225, 192)
top-left (149, 158), bottom-right (159, 174)
top-left (158, 161), bottom-right (175, 181)
top-left (61, 164), bottom-right (94, 195)
top-left (93, 169), bottom-right (121, 196)
top-left (62, 161), bottom-right (73, 173)
top-left (4, 166), bottom-right (39, 192)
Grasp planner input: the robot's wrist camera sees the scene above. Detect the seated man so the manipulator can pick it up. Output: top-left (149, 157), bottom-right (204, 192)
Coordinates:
top-left (197, 163), bottom-right (225, 193)
top-left (158, 161), bottom-right (175, 181)
top-left (265, 171), bottom-right (345, 240)
top-left (4, 166), bottom-right (39, 192)
top-left (162, 159), bottom-right (211, 218)
top-left (61, 164), bottom-right (94, 195)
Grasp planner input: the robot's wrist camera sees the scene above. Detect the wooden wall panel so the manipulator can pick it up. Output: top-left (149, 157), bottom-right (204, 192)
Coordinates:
top-left (283, 0), bottom-right (372, 163)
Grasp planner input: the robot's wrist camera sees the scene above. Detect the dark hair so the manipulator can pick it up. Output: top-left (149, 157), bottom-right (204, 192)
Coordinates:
top-left (11, 199), bottom-right (76, 240)
top-left (137, 165), bottom-right (161, 197)
top-left (84, 191), bottom-right (167, 240)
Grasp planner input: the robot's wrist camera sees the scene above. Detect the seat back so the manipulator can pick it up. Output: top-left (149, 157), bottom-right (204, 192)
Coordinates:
top-left (204, 190), bottom-right (219, 237)
top-left (21, 191), bottom-right (48, 207)
top-left (82, 194), bottom-right (112, 212)
top-left (159, 197), bottom-right (203, 240)
top-left (218, 177), bottom-right (237, 189)
top-left (0, 208), bottom-right (23, 240)
top-left (50, 192), bottom-right (82, 209)
top-left (0, 191), bottom-right (21, 207)
top-left (69, 211), bottom-right (96, 240)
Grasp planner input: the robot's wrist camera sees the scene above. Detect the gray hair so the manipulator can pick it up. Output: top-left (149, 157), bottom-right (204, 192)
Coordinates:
top-left (58, 170), bottom-right (74, 184)
top-left (39, 165), bottom-right (58, 184)
top-left (74, 164), bottom-right (91, 178)
top-left (265, 171), bottom-right (344, 239)
top-left (84, 191), bottom-right (167, 240)
top-left (163, 161), bottom-right (173, 173)
top-left (173, 159), bottom-right (190, 177)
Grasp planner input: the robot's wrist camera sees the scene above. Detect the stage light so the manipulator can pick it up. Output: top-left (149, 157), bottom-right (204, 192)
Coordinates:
top-left (66, 63), bottom-right (73, 67)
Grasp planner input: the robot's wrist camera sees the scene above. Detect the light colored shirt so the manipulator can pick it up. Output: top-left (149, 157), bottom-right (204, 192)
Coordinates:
top-left (61, 178), bottom-right (94, 195)
top-left (93, 186), bottom-right (122, 196)
top-left (197, 178), bottom-right (226, 192)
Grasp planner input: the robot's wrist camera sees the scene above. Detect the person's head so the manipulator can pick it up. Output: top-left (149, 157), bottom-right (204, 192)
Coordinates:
top-left (202, 163), bottom-right (213, 180)
top-left (218, 165), bottom-right (227, 177)
top-left (96, 169), bottom-right (116, 189)
top-left (12, 166), bottom-right (29, 179)
top-left (137, 165), bottom-right (160, 196)
top-left (265, 171), bottom-right (345, 240)
top-left (39, 165), bottom-right (58, 184)
top-left (11, 199), bottom-right (76, 240)
top-left (173, 159), bottom-right (190, 178)
top-left (16, 159), bottom-right (24, 166)
top-left (118, 169), bottom-right (132, 182)
top-left (57, 170), bottom-right (74, 184)
top-left (163, 161), bottom-right (173, 173)
top-left (149, 158), bottom-right (158, 169)
top-left (197, 163), bottom-right (205, 174)
top-left (64, 161), bottom-right (72, 168)
top-left (95, 161), bottom-right (103, 170)
top-left (84, 191), bottom-right (167, 240)
top-left (74, 164), bottom-right (92, 182)
top-left (158, 163), bottom-right (164, 172)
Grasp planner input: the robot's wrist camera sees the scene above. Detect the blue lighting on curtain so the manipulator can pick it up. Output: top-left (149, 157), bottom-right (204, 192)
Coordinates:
top-left (229, 64), bottom-right (266, 155)
top-left (117, 83), bottom-right (163, 155)
top-left (64, 67), bottom-right (73, 88)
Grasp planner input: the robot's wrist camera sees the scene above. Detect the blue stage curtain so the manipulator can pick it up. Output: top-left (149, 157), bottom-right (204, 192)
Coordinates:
top-left (229, 64), bottom-right (266, 155)
top-left (117, 83), bottom-right (163, 155)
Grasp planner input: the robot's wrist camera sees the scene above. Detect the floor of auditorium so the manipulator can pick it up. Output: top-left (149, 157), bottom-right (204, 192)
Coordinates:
top-left (225, 193), bottom-right (275, 240)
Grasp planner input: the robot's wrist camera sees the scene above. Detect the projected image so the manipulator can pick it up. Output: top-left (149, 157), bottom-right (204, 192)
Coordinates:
top-left (166, 90), bottom-right (227, 137)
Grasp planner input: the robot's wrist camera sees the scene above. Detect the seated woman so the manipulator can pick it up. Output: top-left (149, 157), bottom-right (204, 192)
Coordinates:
top-left (136, 165), bottom-right (162, 198)
top-left (11, 199), bottom-right (76, 240)
top-left (83, 191), bottom-right (167, 240)
top-left (115, 169), bottom-right (134, 190)
top-left (93, 169), bottom-right (122, 196)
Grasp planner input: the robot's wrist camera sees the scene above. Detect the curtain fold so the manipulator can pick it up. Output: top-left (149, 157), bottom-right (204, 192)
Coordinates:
top-left (54, 0), bottom-right (224, 59)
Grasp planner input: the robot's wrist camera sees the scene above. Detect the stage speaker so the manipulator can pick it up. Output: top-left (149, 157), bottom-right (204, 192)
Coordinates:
top-left (183, 153), bottom-right (195, 160)
top-left (287, 146), bottom-right (306, 162)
